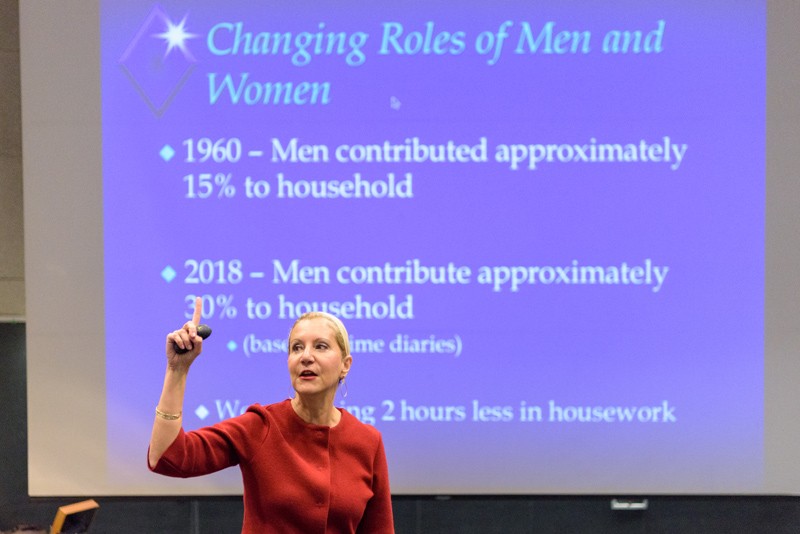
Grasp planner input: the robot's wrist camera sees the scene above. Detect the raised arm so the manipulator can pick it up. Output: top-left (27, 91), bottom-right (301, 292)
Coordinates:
top-left (148, 297), bottom-right (204, 469)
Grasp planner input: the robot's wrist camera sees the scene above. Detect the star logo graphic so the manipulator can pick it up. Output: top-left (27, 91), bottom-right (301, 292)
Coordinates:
top-left (119, 5), bottom-right (199, 117)
top-left (154, 15), bottom-right (198, 58)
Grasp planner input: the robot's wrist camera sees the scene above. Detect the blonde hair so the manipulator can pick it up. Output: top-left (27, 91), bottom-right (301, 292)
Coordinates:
top-left (288, 311), bottom-right (351, 358)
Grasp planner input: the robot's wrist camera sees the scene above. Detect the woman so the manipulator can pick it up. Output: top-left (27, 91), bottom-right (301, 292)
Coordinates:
top-left (148, 298), bottom-right (394, 533)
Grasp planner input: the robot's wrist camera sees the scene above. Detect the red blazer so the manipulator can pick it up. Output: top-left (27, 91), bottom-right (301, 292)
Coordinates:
top-left (151, 399), bottom-right (394, 533)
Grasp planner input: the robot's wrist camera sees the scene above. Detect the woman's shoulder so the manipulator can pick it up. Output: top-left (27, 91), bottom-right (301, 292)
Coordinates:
top-left (214, 401), bottom-right (289, 446)
top-left (338, 407), bottom-right (383, 441)
top-left (245, 399), bottom-right (292, 420)
top-left (215, 400), bottom-right (289, 430)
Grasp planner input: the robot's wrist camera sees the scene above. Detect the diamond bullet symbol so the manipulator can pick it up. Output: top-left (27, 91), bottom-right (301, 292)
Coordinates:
top-left (227, 340), bottom-right (238, 352)
top-left (160, 144), bottom-right (175, 162)
top-left (161, 265), bottom-right (177, 283)
top-left (195, 405), bottom-right (209, 420)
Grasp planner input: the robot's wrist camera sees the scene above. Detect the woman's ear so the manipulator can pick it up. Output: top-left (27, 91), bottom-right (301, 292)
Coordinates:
top-left (341, 354), bottom-right (353, 378)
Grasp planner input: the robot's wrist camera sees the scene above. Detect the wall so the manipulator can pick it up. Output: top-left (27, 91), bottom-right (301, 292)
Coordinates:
top-left (0, 0), bottom-right (24, 320)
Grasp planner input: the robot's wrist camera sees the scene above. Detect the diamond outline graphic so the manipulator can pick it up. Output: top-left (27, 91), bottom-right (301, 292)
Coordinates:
top-left (119, 5), bottom-right (198, 117)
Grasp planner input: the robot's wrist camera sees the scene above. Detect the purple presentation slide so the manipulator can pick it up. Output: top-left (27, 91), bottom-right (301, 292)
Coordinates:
top-left (102, 1), bottom-right (765, 493)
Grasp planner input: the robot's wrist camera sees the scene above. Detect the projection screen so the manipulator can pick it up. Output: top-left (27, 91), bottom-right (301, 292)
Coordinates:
top-left (21, 0), bottom-right (800, 496)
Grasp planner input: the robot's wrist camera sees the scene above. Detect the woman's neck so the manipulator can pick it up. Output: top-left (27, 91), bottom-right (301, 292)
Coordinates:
top-left (291, 395), bottom-right (341, 426)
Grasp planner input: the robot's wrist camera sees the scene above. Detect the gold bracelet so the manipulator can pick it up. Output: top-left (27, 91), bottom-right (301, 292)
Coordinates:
top-left (155, 407), bottom-right (182, 420)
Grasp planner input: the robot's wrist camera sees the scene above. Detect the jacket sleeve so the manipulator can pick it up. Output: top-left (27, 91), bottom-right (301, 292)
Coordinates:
top-left (149, 405), bottom-right (269, 478)
top-left (357, 434), bottom-right (395, 533)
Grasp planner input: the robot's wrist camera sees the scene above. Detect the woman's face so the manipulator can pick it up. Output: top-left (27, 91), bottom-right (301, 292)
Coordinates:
top-left (288, 317), bottom-right (351, 398)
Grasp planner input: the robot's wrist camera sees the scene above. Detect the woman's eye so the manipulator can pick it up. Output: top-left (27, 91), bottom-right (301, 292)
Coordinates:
top-left (292, 344), bottom-right (302, 352)
top-left (316, 343), bottom-right (328, 350)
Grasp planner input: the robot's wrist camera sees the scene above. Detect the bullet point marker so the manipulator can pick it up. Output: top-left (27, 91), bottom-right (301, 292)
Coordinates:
top-left (161, 266), bottom-right (177, 283)
top-left (195, 405), bottom-right (209, 420)
top-left (160, 144), bottom-right (175, 162)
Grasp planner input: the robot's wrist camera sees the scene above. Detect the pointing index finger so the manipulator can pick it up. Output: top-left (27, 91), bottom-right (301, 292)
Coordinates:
top-left (192, 296), bottom-right (202, 325)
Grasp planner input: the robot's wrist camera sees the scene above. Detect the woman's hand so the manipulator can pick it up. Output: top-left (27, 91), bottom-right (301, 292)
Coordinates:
top-left (165, 297), bottom-right (203, 373)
